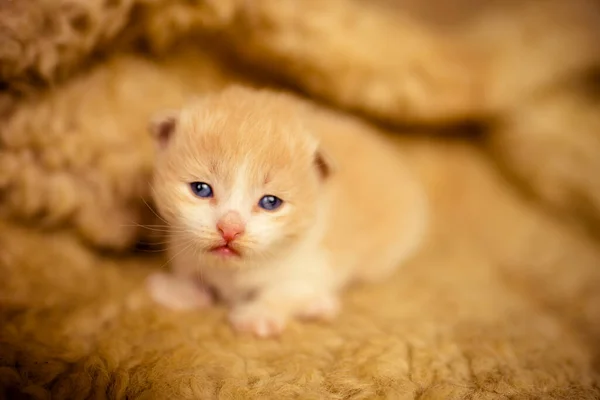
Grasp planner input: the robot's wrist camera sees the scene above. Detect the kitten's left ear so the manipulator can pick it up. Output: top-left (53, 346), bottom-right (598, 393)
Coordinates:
top-left (314, 148), bottom-right (336, 180)
top-left (149, 110), bottom-right (178, 149)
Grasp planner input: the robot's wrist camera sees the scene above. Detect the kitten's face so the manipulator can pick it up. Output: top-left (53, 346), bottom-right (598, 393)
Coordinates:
top-left (150, 87), bottom-right (331, 267)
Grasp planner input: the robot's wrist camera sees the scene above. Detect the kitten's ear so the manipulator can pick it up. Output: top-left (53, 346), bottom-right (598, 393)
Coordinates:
top-left (314, 148), bottom-right (335, 180)
top-left (149, 110), bottom-right (178, 149)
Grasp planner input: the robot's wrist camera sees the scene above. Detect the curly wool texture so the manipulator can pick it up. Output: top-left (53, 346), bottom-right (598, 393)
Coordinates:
top-left (220, 0), bottom-right (600, 122)
top-left (2, 0), bottom-right (600, 237)
top-left (0, 0), bottom-right (137, 87)
top-left (1, 0), bottom-right (600, 398)
top-left (1, 57), bottom-right (158, 248)
top-left (2, 127), bottom-right (600, 398)
top-left (487, 82), bottom-right (600, 240)
top-left (4, 0), bottom-right (599, 121)
top-left (0, 48), bottom-right (257, 249)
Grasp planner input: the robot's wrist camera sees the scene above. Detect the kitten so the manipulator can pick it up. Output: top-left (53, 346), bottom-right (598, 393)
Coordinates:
top-left (146, 85), bottom-right (428, 338)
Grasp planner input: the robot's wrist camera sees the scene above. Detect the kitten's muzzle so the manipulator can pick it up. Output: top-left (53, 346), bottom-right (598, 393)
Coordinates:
top-left (216, 211), bottom-right (246, 243)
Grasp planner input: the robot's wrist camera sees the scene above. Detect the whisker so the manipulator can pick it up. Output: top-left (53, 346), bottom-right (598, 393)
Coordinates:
top-left (123, 223), bottom-right (176, 227)
top-left (120, 218), bottom-right (188, 232)
top-left (139, 230), bottom-right (195, 246)
top-left (136, 240), bottom-right (172, 246)
top-left (193, 246), bottom-right (205, 286)
top-left (136, 247), bottom-right (169, 253)
top-left (135, 235), bottom-right (195, 253)
top-left (158, 239), bottom-right (196, 270)
top-left (134, 224), bottom-right (180, 228)
top-left (122, 225), bottom-right (187, 233)
top-left (164, 236), bottom-right (200, 249)
top-left (142, 186), bottom-right (171, 225)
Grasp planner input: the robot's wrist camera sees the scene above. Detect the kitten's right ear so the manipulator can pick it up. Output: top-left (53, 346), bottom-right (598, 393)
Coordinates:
top-left (149, 111), bottom-right (178, 149)
top-left (314, 148), bottom-right (336, 180)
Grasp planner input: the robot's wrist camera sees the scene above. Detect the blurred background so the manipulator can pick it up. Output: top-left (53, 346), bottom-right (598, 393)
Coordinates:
top-left (1, 0), bottom-right (599, 398)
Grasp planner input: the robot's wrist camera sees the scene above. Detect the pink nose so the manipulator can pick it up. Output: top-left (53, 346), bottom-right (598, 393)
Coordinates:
top-left (216, 212), bottom-right (245, 242)
top-left (218, 224), bottom-right (244, 242)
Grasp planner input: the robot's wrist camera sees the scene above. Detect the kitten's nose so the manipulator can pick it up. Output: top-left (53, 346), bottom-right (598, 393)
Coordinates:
top-left (218, 224), bottom-right (244, 242)
top-left (216, 212), bottom-right (245, 242)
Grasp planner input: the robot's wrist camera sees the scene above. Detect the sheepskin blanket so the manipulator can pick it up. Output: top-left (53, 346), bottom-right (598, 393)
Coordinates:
top-left (1, 0), bottom-right (600, 398)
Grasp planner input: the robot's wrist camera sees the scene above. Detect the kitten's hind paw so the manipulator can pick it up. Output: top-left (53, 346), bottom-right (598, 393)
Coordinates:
top-left (147, 272), bottom-right (213, 311)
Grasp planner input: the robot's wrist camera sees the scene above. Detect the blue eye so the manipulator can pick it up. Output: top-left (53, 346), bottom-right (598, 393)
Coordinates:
top-left (190, 182), bottom-right (213, 198)
top-left (258, 195), bottom-right (283, 211)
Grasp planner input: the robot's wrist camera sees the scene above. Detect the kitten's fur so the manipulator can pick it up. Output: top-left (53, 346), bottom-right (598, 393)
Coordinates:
top-left (147, 85), bottom-right (428, 337)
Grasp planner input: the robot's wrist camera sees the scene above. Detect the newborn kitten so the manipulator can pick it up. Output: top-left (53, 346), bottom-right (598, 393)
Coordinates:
top-left (146, 85), bottom-right (428, 338)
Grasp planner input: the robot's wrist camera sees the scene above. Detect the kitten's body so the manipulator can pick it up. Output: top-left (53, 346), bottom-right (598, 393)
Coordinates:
top-left (148, 85), bottom-right (427, 337)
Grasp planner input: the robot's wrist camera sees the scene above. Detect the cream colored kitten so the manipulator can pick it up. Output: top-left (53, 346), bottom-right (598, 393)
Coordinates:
top-left (146, 85), bottom-right (428, 338)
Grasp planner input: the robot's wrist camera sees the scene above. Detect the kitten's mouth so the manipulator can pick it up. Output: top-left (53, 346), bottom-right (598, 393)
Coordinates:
top-left (209, 243), bottom-right (241, 257)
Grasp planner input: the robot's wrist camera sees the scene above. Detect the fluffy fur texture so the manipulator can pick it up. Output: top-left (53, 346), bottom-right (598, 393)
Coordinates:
top-left (147, 86), bottom-right (427, 337)
top-left (1, 0), bottom-right (600, 397)
top-left (2, 132), bottom-right (599, 398)
top-left (1, 0), bottom-right (599, 237)
top-left (0, 48), bottom-right (258, 249)
top-left (486, 79), bottom-right (600, 240)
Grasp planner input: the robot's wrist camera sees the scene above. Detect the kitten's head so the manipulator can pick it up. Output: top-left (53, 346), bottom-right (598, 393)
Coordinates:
top-left (149, 86), bottom-right (333, 267)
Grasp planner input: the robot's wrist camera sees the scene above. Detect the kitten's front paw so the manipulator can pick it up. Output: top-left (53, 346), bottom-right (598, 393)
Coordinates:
top-left (296, 294), bottom-right (340, 321)
top-left (147, 272), bottom-right (213, 311)
top-left (228, 304), bottom-right (287, 338)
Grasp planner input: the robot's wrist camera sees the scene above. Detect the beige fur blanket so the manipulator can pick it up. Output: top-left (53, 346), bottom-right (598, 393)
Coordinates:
top-left (1, 0), bottom-right (599, 398)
